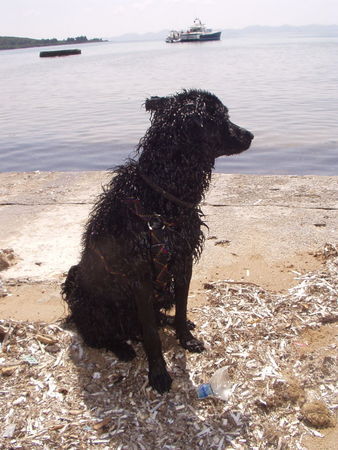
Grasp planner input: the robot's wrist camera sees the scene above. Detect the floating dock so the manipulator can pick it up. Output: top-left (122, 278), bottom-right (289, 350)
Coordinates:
top-left (39, 49), bottom-right (81, 57)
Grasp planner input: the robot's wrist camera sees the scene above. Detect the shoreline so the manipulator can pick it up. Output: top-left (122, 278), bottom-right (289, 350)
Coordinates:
top-left (0, 37), bottom-right (106, 51)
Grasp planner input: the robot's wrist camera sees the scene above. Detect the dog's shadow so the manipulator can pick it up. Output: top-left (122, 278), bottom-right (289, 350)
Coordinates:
top-left (66, 324), bottom-right (247, 447)
top-left (69, 324), bottom-right (192, 400)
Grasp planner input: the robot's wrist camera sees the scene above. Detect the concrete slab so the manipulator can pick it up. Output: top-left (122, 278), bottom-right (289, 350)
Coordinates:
top-left (0, 171), bottom-right (337, 283)
top-left (0, 171), bottom-right (337, 321)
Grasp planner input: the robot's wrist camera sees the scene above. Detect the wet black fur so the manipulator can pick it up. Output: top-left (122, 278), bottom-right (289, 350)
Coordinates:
top-left (62, 89), bottom-right (253, 393)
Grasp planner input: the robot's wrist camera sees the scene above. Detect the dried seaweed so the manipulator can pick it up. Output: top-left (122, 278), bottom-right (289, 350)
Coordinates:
top-left (1, 244), bottom-right (337, 449)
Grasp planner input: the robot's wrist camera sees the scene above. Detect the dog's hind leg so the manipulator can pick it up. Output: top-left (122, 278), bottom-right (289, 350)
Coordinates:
top-left (106, 340), bottom-right (136, 362)
top-left (174, 258), bottom-right (205, 353)
top-left (61, 264), bottom-right (79, 299)
top-left (71, 311), bottom-right (137, 362)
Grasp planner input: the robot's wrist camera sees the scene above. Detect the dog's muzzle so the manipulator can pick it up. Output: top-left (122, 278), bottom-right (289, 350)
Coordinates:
top-left (227, 123), bottom-right (254, 154)
top-left (230, 123), bottom-right (254, 143)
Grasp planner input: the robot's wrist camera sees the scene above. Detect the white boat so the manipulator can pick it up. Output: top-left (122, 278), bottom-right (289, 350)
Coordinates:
top-left (166, 19), bottom-right (221, 43)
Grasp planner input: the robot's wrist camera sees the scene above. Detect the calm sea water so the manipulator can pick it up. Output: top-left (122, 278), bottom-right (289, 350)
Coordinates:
top-left (1, 36), bottom-right (337, 175)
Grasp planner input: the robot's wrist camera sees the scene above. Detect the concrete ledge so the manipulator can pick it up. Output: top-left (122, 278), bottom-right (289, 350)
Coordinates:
top-left (0, 171), bottom-right (337, 293)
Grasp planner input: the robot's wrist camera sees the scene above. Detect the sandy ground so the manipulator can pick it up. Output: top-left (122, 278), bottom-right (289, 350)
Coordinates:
top-left (0, 171), bottom-right (337, 448)
top-left (0, 248), bottom-right (325, 322)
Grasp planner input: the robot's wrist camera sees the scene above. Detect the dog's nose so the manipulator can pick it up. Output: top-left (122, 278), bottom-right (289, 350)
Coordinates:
top-left (231, 123), bottom-right (254, 141)
top-left (239, 127), bottom-right (254, 141)
top-left (247, 130), bottom-right (254, 140)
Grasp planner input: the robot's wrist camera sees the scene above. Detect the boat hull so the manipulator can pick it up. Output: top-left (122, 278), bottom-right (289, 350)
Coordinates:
top-left (172, 31), bottom-right (221, 43)
top-left (199, 31), bottom-right (221, 41)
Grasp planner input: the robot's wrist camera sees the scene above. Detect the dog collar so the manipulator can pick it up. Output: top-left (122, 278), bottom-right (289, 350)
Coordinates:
top-left (138, 169), bottom-right (196, 209)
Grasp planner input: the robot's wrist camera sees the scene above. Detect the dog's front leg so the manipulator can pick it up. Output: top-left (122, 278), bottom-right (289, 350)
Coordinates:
top-left (174, 258), bottom-right (205, 353)
top-left (135, 280), bottom-right (172, 394)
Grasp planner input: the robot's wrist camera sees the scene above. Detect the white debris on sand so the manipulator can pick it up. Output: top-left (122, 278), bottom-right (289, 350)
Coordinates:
top-left (0, 244), bottom-right (337, 449)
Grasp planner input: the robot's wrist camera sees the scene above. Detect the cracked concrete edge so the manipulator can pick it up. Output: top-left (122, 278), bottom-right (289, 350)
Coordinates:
top-left (0, 171), bottom-right (337, 283)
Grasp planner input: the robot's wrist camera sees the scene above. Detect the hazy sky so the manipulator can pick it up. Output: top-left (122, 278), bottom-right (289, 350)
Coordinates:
top-left (1, 0), bottom-right (337, 39)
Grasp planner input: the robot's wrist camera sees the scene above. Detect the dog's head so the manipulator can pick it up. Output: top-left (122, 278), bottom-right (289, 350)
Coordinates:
top-left (145, 89), bottom-right (253, 158)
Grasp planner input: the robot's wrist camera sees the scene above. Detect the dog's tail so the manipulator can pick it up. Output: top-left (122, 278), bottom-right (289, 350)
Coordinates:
top-left (61, 264), bottom-right (79, 301)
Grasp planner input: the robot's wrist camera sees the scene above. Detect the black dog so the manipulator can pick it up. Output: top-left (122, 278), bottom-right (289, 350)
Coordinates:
top-left (62, 89), bottom-right (253, 394)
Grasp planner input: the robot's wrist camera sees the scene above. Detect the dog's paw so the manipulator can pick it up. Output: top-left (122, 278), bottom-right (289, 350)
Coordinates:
top-left (110, 342), bottom-right (136, 362)
top-left (149, 368), bottom-right (172, 394)
top-left (186, 319), bottom-right (196, 330)
top-left (159, 314), bottom-right (195, 330)
top-left (179, 336), bottom-right (205, 353)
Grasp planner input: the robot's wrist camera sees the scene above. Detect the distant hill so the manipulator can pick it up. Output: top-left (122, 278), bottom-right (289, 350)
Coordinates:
top-left (109, 30), bottom-right (168, 42)
top-left (0, 35), bottom-right (105, 50)
top-left (222, 24), bottom-right (338, 37)
top-left (109, 24), bottom-right (338, 42)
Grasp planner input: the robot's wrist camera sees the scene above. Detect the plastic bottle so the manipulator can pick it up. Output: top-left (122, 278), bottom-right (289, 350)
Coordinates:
top-left (197, 367), bottom-right (233, 400)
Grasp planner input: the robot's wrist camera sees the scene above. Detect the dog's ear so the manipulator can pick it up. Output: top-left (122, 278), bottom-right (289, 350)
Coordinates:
top-left (145, 96), bottom-right (167, 112)
top-left (181, 98), bottom-right (206, 129)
